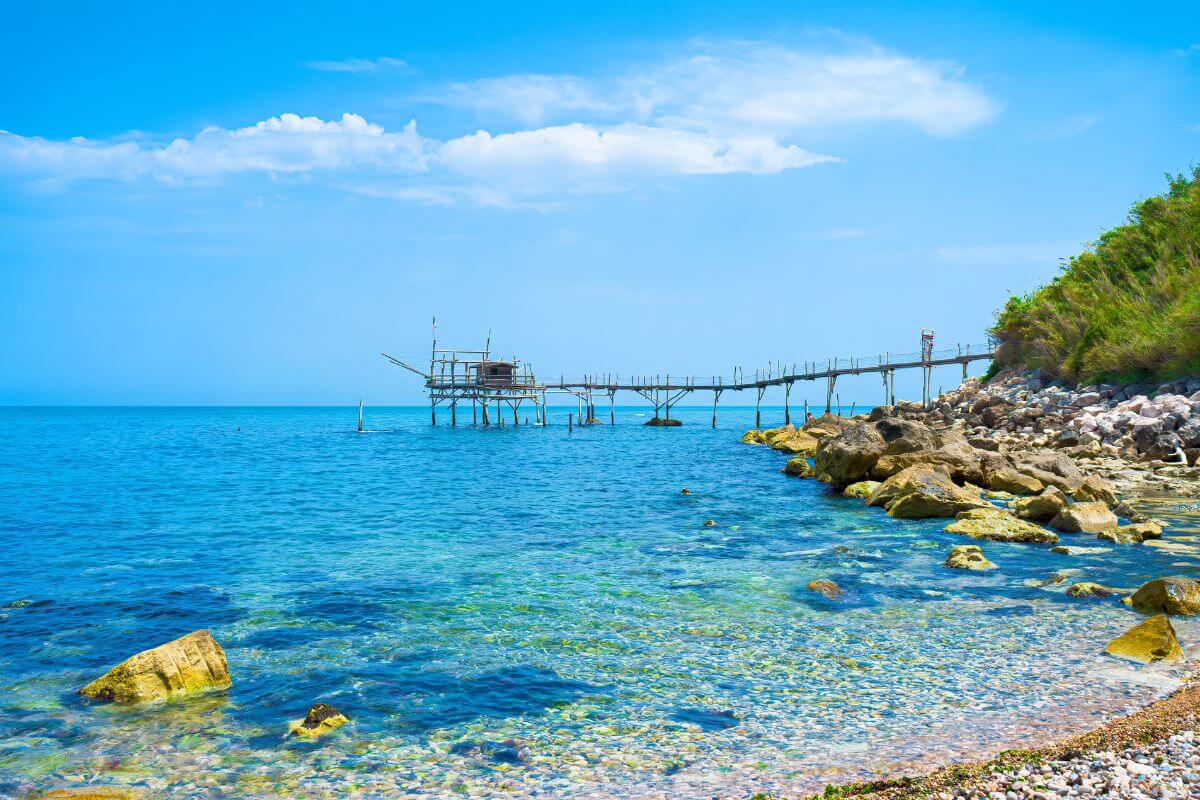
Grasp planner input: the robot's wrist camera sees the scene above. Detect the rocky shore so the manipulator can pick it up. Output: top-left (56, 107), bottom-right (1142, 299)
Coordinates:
top-left (743, 368), bottom-right (1200, 800)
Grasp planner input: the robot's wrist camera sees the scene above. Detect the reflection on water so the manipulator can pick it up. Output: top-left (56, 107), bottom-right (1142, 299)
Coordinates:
top-left (1, 406), bottom-right (1197, 799)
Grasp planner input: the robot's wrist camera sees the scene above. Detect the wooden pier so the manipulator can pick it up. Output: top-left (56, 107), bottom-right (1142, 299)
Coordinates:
top-left (383, 323), bottom-right (995, 428)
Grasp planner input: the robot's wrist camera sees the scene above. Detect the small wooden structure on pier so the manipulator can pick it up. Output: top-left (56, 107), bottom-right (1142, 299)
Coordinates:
top-left (383, 323), bottom-right (996, 428)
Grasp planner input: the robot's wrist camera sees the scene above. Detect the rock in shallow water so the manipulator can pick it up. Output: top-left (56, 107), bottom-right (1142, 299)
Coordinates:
top-left (78, 629), bottom-right (231, 704)
top-left (943, 544), bottom-right (995, 571)
top-left (288, 703), bottom-right (350, 738)
top-left (806, 579), bottom-right (843, 600)
top-left (1130, 577), bottom-right (1200, 616)
top-left (1013, 486), bottom-right (1070, 522)
top-left (1049, 501), bottom-right (1118, 533)
top-left (1104, 614), bottom-right (1184, 664)
top-left (943, 508), bottom-right (1059, 544)
top-left (842, 480), bottom-right (879, 499)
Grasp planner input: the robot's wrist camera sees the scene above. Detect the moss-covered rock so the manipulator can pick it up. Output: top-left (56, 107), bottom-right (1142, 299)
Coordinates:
top-left (842, 480), bottom-right (880, 499)
top-left (39, 790), bottom-right (142, 800)
top-left (1066, 582), bottom-right (1114, 598)
top-left (1104, 614), bottom-right (1184, 664)
top-left (943, 544), bottom-right (995, 571)
top-left (644, 417), bottom-right (682, 427)
top-left (739, 429), bottom-right (766, 444)
top-left (1049, 501), bottom-right (1118, 533)
top-left (1013, 486), bottom-right (1070, 522)
top-left (867, 465), bottom-right (990, 519)
top-left (79, 630), bottom-right (231, 704)
top-left (1130, 576), bottom-right (1200, 616)
top-left (772, 430), bottom-right (820, 455)
top-left (288, 703), bottom-right (350, 738)
top-left (782, 455), bottom-right (812, 477)
top-left (944, 508), bottom-right (1059, 544)
top-left (1102, 522), bottom-right (1163, 544)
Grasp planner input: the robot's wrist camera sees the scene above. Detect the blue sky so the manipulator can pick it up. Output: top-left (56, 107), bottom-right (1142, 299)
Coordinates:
top-left (1, 1), bottom-right (1197, 405)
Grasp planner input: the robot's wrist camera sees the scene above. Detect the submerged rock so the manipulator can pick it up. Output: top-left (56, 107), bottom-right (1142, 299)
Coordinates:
top-left (1049, 501), bottom-right (1118, 533)
top-left (79, 630), bottom-right (231, 704)
top-left (288, 703), bottom-right (350, 738)
top-left (702, 519), bottom-right (717, 527)
top-left (1130, 577), bottom-right (1200, 616)
top-left (40, 791), bottom-right (141, 800)
top-left (1051, 545), bottom-right (1113, 556)
top-left (944, 508), bottom-right (1059, 544)
top-left (1066, 582), bottom-right (1114, 598)
top-left (806, 579), bottom-right (843, 600)
top-left (943, 544), bottom-right (995, 571)
top-left (1013, 486), bottom-right (1070, 522)
top-left (644, 417), bottom-right (682, 427)
top-left (1105, 614), bottom-right (1184, 664)
top-left (842, 480), bottom-right (880, 499)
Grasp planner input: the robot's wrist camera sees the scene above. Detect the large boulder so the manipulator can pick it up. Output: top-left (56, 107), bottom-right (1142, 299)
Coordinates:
top-left (944, 508), bottom-right (1059, 544)
top-left (1049, 501), bottom-right (1118, 533)
top-left (986, 467), bottom-right (1044, 495)
top-left (79, 630), bottom-right (231, 704)
top-left (1013, 486), bottom-right (1070, 522)
top-left (1105, 615), bottom-right (1184, 664)
top-left (1020, 451), bottom-right (1085, 482)
top-left (1130, 577), bottom-right (1200, 616)
top-left (866, 466), bottom-right (990, 519)
top-left (771, 429), bottom-right (820, 455)
top-left (812, 423), bottom-right (886, 489)
top-left (1072, 476), bottom-right (1119, 506)
top-left (944, 544), bottom-right (995, 571)
top-left (870, 449), bottom-right (981, 483)
top-left (1097, 522), bottom-right (1162, 545)
top-left (875, 418), bottom-right (940, 455)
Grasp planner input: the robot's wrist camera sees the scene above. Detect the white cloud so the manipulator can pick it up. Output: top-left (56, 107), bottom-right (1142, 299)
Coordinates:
top-left (440, 41), bottom-right (998, 138)
top-left (0, 113), bottom-right (429, 186)
top-left (0, 37), bottom-right (997, 205)
top-left (306, 57), bottom-right (407, 73)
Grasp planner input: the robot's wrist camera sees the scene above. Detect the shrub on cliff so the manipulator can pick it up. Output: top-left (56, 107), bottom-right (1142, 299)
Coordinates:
top-left (991, 168), bottom-right (1200, 385)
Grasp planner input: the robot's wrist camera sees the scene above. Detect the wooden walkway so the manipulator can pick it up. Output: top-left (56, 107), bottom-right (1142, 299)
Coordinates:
top-left (383, 329), bottom-right (996, 428)
top-left (547, 341), bottom-right (995, 427)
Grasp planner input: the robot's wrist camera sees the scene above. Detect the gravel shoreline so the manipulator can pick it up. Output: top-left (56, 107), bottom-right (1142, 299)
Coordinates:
top-left (798, 674), bottom-right (1200, 800)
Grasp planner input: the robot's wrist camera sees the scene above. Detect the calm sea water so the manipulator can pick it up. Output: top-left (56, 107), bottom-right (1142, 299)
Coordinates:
top-left (2, 406), bottom-right (1198, 799)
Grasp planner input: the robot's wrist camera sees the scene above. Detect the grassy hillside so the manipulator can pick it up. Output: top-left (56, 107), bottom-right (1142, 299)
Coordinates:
top-left (991, 168), bottom-right (1200, 386)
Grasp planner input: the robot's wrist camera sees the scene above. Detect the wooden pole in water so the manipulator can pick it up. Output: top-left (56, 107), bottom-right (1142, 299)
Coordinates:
top-left (473, 397), bottom-right (477, 425)
top-left (358, 399), bottom-right (364, 432)
top-left (712, 389), bottom-right (720, 428)
top-left (804, 399), bottom-right (809, 420)
top-left (755, 386), bottom-right (763, 428)
top-left (569, 412), bottom-right (573, 431)
top-left (784, 382), bottom-right (791, 425)
top-left (609, 390), bottom-right (615, 426)
top-left (451, 399), bottom-right (457, 427)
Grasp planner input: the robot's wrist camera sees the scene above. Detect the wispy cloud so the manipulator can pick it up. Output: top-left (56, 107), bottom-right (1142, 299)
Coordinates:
top-left (306, 56), bottom-right (407, 73)
top-left (1, 37), bottom-right (998, 206)
top-left (438, 40), bottom-right (999, 137)
top-left (1033, 113), bottom-right (1099, 140)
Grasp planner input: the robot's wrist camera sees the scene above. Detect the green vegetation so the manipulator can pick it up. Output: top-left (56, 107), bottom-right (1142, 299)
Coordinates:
top-left (992, 167), bottom-right (1200, 385)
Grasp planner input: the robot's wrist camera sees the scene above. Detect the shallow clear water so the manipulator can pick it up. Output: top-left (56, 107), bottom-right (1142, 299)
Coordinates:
top-left (2, 406), bottom-right (1199, 799)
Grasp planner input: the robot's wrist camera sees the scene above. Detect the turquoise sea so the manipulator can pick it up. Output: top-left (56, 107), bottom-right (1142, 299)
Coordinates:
top-left (2, 406), bottom-right (1198, 799)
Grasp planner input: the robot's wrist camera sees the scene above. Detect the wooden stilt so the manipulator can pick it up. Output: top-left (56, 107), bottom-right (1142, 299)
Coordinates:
top-left (712, 389), bottom-right (720, 428)
top-left (358, 399), bottom-right (364, 432)
top-left (451, 399), bottom-right (457, 426)
top-left (784, 382), bottom-right (791, 425)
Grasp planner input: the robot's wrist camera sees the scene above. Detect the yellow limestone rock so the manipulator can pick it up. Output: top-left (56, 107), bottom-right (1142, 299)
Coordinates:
top-left (782, 455), bottom-right (813, 477)
top-left (79, 630), bottom-right (231, 704)
top-left (1130, 577), bottom-right (1200, 616)
top-left (843, 481), bottom-right (880, 499)
top-left (1013, 486), bottom-right (1070, 522)
top-left (806, 579), bottom-right (843, 600)
top-left (943, 544), bottom-right (996, 571)
top-left (740, 429), bottom-right (766, 444)
top-left (1049, 501), bottom-right (1118, 533)
top-left (772, 429), bottom-right (820, 456)
top-left (288, 703), bottom-right (350, 738)
top-left (943, 508), bottom-right (1059, 544)
top-left (1066, 582), bottom-right (1114, 598)
top-left (1104, 614), bottom-right (1184, 664)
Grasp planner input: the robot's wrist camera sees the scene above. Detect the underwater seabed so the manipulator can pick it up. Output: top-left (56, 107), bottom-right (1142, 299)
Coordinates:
top-left (1, 406), bottom-right (1198, 798)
